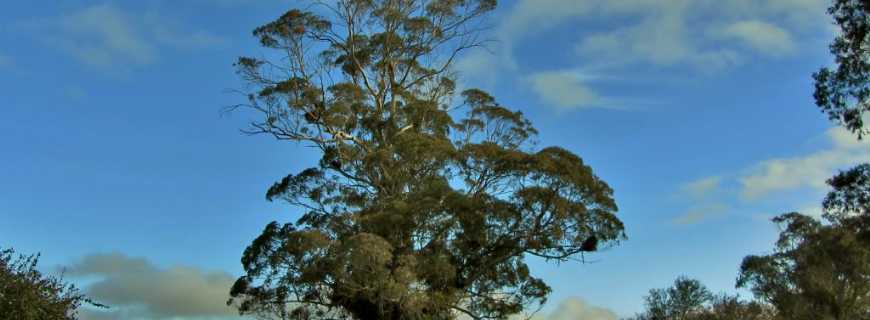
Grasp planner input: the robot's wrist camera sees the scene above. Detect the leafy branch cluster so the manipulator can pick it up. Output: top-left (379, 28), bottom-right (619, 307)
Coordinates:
top-left (0, 248), bottom-right (103, 320)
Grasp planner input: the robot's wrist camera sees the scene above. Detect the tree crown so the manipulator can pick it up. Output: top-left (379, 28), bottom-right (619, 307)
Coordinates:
top-left (227, 1), bottom-right (624, 319)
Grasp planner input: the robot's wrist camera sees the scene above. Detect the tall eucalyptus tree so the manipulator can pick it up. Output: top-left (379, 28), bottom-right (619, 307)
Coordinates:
top-left (227, 1), bottom-right (624, 319)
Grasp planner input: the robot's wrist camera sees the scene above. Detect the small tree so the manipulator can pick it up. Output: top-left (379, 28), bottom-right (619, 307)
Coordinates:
top-left (628, 277), bottom-right (773, 320)
top-left (0, 248), bottom-right (95, 320)
top-left (227, 1), bottom-right (625, 319)
top-left (813, 0), bottom-right (870, 138)
top-left (631, 276), bottom-right (713, 320)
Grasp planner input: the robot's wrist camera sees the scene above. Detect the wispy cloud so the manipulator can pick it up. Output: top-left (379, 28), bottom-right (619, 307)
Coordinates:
top-left (65, 252), bottom-right (238, 320)
top-left (679, 176), bottom-right (723, 199)
top-left (672, 176), bottom-right (729, 225)
top-left (528, 71), bottom-right (604, 109)
top-left (570, 1), bottom-right (743, 71)
top-left (52, 4), bottom-right (157, 67)
top-left (27, 4), bottom-right (225, 71)
top-left (671, 176), bottom-right (730, 225)
top-left (673, 203), bottom-right (729, 225)
top-left (672, 127), bottom-right (869, 225)
top-left (739, 128), bottom-right (870, 200)
top-left (498, 0), bottom-right (824, 68)
top-left (143, 12), bottom-right (227, 50)
top-left (717, 20), bottom-right (796, 57)
top-left (455, 0), bottom-right (828, 111)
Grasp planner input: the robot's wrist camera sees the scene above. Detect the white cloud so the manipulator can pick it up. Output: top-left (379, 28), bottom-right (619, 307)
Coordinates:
top-left (718, 20), bottom-right (796, 56)
top-left (34, 4), bottom-right (224, 69)
top-left (503, 1), bottom-right (709, 72)
top-left (671, 127), bottom-right (868, 225)
top-left (568, 2), bottom-right (806, 69)
top-left (679, 176), bottom-right (723, 199)
top-left (499, 0), bottom-right (596, 46)
top-left (454, 0), bottom-right (830, 110)
top-left (515, 297), bottom-right (617, 320)
top-left (719, 0), bottom-right (828, 30)
top-left (55, 4), bottom-right (157, 67)
top-left (66, 253), bottom-right (238, 320)
top-left (528, 71), bottom-right (603, 109)
top-left (673, 203), bottom-right (729, 225)
top-left (144, 12), bottom-right (227, 49)
top-left (577, 2), bottom-right (701, 68)
top-left (739, 128), bottom-right (870, 200)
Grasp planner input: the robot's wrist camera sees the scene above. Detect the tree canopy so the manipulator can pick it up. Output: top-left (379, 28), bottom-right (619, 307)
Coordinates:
top-left (813, 0), bottom-right (870, 138)
top-left (640, 276), bottom-right (713, 320)
top-left (737, 165), bottom-right (870, 320)
top-left (0, 248), bottom-right (95, 320)
top-left (227, 1), bottom-right (624, 319)
top-left (628, 277), bottom-right (772, 320)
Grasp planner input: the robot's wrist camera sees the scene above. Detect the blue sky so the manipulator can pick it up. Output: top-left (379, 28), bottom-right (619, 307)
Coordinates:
top-left (1, 0), bottom-right (866, 319)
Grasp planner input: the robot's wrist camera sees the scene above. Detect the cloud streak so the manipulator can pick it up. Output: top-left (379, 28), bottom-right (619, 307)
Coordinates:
top-left (528, 71), bottom-right (604, 109)
top-left (679, 176), bottom-right (723, 200)
top-left (673, 203), bottom-right (729, 225)
top-left (718, 20), bottom-right (796, 57)
top-left (456, 0), bottom-right (828, 111)
top-left (739, 128), bottom-right (870, 200)
top-left (30, 4), bottom-right (224, 70)
top-left (53, 4), bottom-right (157, 67)
top-left (672, 127), bottom-right (869, 225)
top-left (672, 176), bottom-right (729, 225)
top-left (499, 0), bottom-right (823, 66)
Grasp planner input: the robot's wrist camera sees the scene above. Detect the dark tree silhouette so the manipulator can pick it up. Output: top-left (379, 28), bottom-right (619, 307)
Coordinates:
top-left (813, 0), bottom-right (870, 138)
top-left (823, 163), bottom-right (870, 220)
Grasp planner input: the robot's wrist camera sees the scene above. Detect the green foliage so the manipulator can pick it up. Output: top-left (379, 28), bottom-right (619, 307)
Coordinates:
top-left (648, 277), bottom-right (712, 320)
top-left (698, 295), bottom-right (775, 320)
top-left (0, 248), bottom-right (95, 320)
top-left (631, 276), bottom-right (712, 320)
top-left (227, 1), bottom-right (624, 319)
top-left (813, 0), bottom-right (870, 138)
top-left (628, 277), bottom-right (773, 320)
top-left (737, 164), bottom-right (870, 320)
top-left (823, 163), bottom-right (870, 220)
